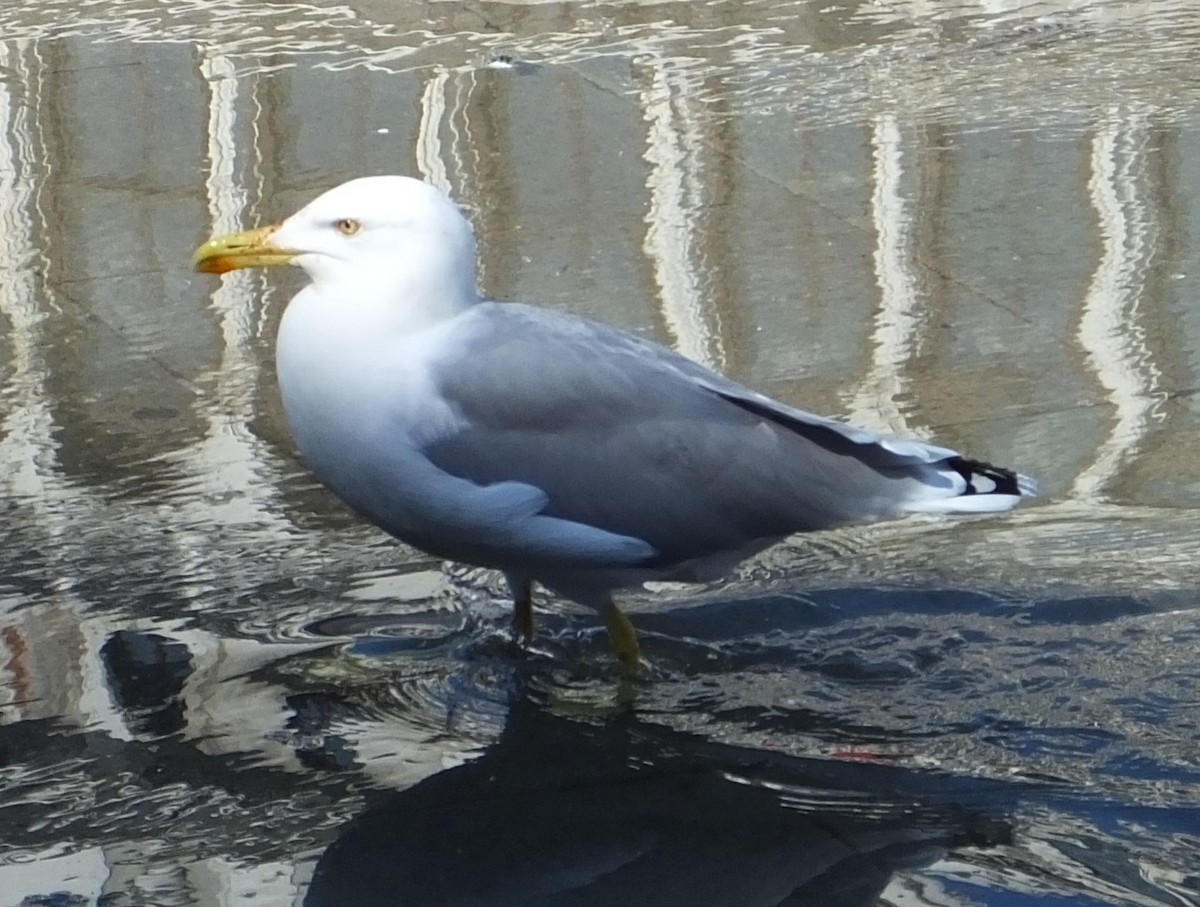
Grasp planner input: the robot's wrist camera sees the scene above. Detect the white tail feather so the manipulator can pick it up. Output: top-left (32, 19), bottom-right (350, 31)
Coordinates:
top-left (903, 494), bottom-right (1024, 515)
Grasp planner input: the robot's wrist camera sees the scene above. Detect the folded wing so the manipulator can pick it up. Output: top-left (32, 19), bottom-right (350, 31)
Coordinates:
top-left (422, 303), bottom-right (1032, 570)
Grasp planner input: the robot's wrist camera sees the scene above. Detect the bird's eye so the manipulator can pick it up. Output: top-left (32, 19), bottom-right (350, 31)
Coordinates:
top-left (334, 218), bottom-right (362, 236)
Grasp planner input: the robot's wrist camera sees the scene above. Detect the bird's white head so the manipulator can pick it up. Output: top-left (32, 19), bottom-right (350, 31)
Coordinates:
top-left (193, 176), bottom-right (481, 323)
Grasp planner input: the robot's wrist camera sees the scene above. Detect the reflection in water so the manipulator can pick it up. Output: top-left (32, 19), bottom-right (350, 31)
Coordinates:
top-left (306, 696), bottom-right (1011, 907)
top-left (416, 69), bottom-right (456, 196)
top-left (100, 630), bottom-right (191, 738)
top-left (1072, 109), bottom-right (1163, 503)
top-left (2, 0), bottom-right (1200, 903)
top-left (0, 39), bottom-right (56, 516)
top-left (185, 50), bottom-right (292, 538)
top-left (845, 113), bottom-right (925, 438)
top-left (4, 586), bottom-right (1199, 904)
top-left (641, 59), bottom-right (725, 372)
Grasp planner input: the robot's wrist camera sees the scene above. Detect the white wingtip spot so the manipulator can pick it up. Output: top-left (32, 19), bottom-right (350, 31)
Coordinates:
top-left (971, 475), bottom-right (998, 494)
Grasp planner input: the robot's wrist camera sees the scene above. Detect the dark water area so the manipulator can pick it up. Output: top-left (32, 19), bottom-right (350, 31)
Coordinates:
top-left (2, 0), bottom-right (1200, 903)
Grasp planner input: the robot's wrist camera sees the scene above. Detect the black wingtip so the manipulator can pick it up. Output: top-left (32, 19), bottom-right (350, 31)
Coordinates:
top-left (948, 457), bottom-right (1034, 497)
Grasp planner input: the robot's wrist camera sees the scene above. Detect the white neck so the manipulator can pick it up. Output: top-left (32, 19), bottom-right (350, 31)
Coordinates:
top-left (304, 245), bottom-right (479, 333)
top-left (274, 281), bottom-right (466, 490)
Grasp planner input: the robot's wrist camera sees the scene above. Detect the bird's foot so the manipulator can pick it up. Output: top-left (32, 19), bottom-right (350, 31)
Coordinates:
top-left (602, 599), bottom-right (643, 679)
top-left (511, 577), bottom-right (535, 647)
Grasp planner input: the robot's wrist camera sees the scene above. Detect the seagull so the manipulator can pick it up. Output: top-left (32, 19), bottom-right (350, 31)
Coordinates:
top-left (192, 176), bottom-right (1034, 669)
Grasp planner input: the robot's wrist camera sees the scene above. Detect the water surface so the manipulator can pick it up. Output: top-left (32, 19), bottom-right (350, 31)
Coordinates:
top-left (2, 0), bottom-right (1200, 904)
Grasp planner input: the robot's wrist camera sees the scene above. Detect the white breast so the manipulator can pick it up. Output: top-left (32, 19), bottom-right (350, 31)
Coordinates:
top-left (274, 285), bottom-right (467, 512)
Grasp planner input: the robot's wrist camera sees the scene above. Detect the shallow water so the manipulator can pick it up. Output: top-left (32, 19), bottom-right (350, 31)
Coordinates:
top-left (2, 0), bottom-right (1200, 904)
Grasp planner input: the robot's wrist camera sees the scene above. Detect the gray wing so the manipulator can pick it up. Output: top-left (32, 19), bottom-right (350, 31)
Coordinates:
top-left (423, 303), bottom-right (1016, 570)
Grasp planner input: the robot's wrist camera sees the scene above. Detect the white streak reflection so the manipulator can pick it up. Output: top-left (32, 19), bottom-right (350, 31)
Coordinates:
top-left (0, 40), bottom-right (58, 512)
top-left (416, 69), bottom-right (453, 195)
top-left (846, 113), bottom-right (926, 438)
top-left (177, 52), bottom-right (285, 534)
top-left (417, 69), bottom-right (480, 286)
top-left (640, 61), bottom-right (723, 371)
top-left (1071, 111), bottom-right (1162, 502)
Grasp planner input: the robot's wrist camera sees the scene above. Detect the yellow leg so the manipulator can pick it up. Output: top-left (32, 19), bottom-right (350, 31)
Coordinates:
top-left (602, 598), bottom-right (641, 672)
top-left (512, 577), bottom-right (534, 645)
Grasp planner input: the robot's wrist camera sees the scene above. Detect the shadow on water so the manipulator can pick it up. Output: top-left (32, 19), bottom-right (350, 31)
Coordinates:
top-left (305, 692), bottom-right (1014, 907)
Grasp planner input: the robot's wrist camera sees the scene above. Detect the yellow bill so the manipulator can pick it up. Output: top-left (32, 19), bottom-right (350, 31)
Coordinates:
top-left (191, 224), bottom-right (295, 274)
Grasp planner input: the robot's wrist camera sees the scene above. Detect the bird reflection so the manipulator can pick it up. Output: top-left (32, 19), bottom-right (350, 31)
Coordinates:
top-left (306, 692), bottom-right (1012, 906)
